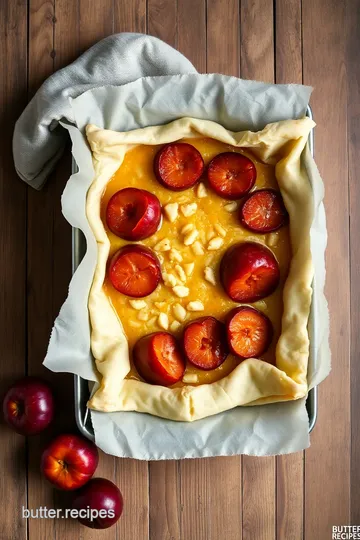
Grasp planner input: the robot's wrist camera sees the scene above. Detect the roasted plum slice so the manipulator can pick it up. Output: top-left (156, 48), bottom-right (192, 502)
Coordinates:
top-left (108, 244), bottom-right (161, 297)
top-left (133, 332), bottom-right (186, 386)
top-left (239, 189), bottom-right (288, 233)
top-left (106, 187), bottom-right (161, 241)
top-left (154, 142), bottom-right (204, 191)
top-left (220, 241), bottom-right (280, 303)
top-left (182, 316), bottom-right (228, 370)
top-left (207, 152), bottom-right (256, 200)
top-left (226, 306), bottom-right (273, 359)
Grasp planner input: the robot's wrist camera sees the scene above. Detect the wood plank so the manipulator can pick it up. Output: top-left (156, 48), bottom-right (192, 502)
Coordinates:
top-left (276, 454), bottom-right (303, 540)
top-left (177, 0), bottom-right (206, 72)
top-left (0, 1), bottom-right (28, 540)
top-left (207, 0), bottom-right (239, 76)
top-left (27, 1), bottom-right (117, 539)
top-left (114, 0), bottom-right (146, 34)
top-left (149, 462), bottom-right (180, 540)
top-left (348, 0), bottom-right (360, 524)
top-left (302, 0), bottom-right (350, 537)
top-left (79, 0), bottom-right (114, 53)
top-left (147, 0), bottom-right (177, 48)
top-left (116, 459), bottom-right (149, 540)
top-left (240, 2), bottom-right (276, 539)
top-left (27, 2), bottom-right (59, 539)
top-left (275, 0), bottom-right (302, 84)
top-left (274, 2), bottom-right (304, 539)
top-left (240, 0), bottom-right (273, 83)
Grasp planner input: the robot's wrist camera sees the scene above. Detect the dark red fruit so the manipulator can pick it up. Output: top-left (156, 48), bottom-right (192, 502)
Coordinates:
top-left (133, 332), bottom-right (186, 386)
top-left (220, 241), bottom-right (280, 302)
top-left (226, 306), bottom-right (273, 359)
top-left (72, 477), bottom-right (123, 529)
top-left (3, 377), bottom-right (54, 435)
top-left (207, 152), bottom-right (256, 200)
top-left (183, 317), bottom-right (228, 370)
top-left (154, 142), bottom-right (204, 191)
top-left (106, 188), bottom-right (161, 241)
top-left (109, 244), bottom-right (161, 298)
top-left (40, 434), bottom-right (99, 491)
top-left (239, 189), bottom-right (288, 233)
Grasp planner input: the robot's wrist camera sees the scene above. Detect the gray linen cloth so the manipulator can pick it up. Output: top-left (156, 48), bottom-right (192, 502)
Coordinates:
top-left (13, 33), bottom-right (196, 189)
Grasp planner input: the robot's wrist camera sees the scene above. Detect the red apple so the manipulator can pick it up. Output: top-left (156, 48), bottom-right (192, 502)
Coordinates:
top-left (3, 377), bottom-right (54, 435)
top-left (41, 434), bottom-right (99, 491)
top-left (220, 241), bottom-right (280, 302)
top-left (154, 142), bottom-right (204, 191)
top-left (72, 477), bottom-right (123, 529)
top-left (207, 152), bottom-right (256, 200)
top-left (226, 306), bottom-right (273, 359)
top-left (133, 332), bottom-right (185, 386)
top-left (108, 244), bottom-right (161, 297)
top-left (183, 317), bottom-right (228, 370)
top-left (106, 188), bottom-right (161, 241)
top-left (239, 189), bottom-right (288, 233)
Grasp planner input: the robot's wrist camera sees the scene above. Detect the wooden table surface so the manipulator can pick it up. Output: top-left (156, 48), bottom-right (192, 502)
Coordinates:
top-left (0, 0), bottom-right (358, 538)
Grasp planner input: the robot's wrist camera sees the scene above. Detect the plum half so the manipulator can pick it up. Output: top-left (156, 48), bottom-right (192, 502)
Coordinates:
top-left (108, 244), bottom-right (161, 298)
top-left (133, 332), bottom-right (186, 386)
top-left (106, 187), bottom-right (161, 241)
top-left (154, 142), bottom-right (204, 191)
top-left (220, 241), bottom-right (280, 303)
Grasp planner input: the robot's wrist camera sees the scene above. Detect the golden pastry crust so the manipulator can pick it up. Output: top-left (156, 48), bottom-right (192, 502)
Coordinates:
top-left (85, 117), bottom-right (315, 421)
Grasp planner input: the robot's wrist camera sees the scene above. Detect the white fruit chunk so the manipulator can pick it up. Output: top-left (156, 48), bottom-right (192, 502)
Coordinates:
top-left (172, 285), bottom-right (190, 298)
top-left (173, 303), bottom-right (187, 321)
top-left (204, 267), bottom-right (216, 285)
top-left (129, 299), bottom-right (147, 310)
top-left (187, 301), bottom-right (204, 312)
top-left (158, 313), bottom-right (169, 330)
top-left (207, 237), bottom-right (224, 250)
top-left (181, 203), bottom-right (198, 217)
top-left (164, 203), bottom-right (179, 223)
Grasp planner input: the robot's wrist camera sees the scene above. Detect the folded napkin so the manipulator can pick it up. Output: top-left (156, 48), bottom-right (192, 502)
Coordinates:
top-left (13, 33), bottom-right (196, 189)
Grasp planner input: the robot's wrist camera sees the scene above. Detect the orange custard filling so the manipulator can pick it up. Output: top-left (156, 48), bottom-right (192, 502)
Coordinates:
top-left (100, 138), bottom-right (291, 385)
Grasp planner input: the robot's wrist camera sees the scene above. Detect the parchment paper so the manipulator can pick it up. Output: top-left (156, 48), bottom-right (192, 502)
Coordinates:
top-left (44, 73), bottom-right (330, 458)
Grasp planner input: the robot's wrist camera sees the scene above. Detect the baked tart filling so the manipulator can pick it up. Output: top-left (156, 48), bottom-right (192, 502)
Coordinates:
top-left (85, 117), bottom-right (314, 421)
top-left (101, 138), bottom-right (291, 387)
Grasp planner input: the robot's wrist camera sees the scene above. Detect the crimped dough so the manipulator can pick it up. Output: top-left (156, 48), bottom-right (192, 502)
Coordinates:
top-left (85, 117), bottom-right (315, 421)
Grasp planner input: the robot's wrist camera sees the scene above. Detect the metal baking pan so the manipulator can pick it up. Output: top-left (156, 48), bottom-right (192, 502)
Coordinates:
top-left (74, 106), bottom-right (317, 441)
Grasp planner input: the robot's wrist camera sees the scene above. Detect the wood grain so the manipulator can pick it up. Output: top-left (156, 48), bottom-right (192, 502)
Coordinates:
top-left (348, 0), bottom-right (360, 525)
top-left (149, 462), bottom-right (180, 540)
top-left (240, 2), bottom-right (276, 540)
top-left (116, 459), bottom-right (149, 540)
top-left (0, 1), bottom-right (28, 539)
top-left (27, 1), bottom-right (117, 539)
top-left (181, 458), bottom-right (242, 540)
top-left (303, 0), bottom-right (350, 537)
top-left (177, 0), bottom-right (206, 72)
top-left (148, 0), bottom-right (177, 48)
top-left (275, 0), bottom-right (302, 84)
top-left (275, 2), bottom-right (304, 539)
top-left (114, 0), bottom-right (146, 34)
top-left (240, 0), bottom-right (273, 83)
top-left (207, 0), bottom-right (239, 75)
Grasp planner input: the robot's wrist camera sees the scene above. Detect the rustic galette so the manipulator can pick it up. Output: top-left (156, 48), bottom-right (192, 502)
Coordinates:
top-left (85, 117), bottom-right (314, 421)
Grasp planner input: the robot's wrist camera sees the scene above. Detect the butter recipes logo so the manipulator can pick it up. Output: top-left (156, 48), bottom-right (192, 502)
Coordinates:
top-left (333, 526), bottom-right (360, 539)
top-left (22, 506), bottom-right (115, 521)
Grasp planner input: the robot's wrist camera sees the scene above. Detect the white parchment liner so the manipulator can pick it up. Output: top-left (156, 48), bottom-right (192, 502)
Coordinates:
top-left (44, 74), bottom-right (330, 458)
